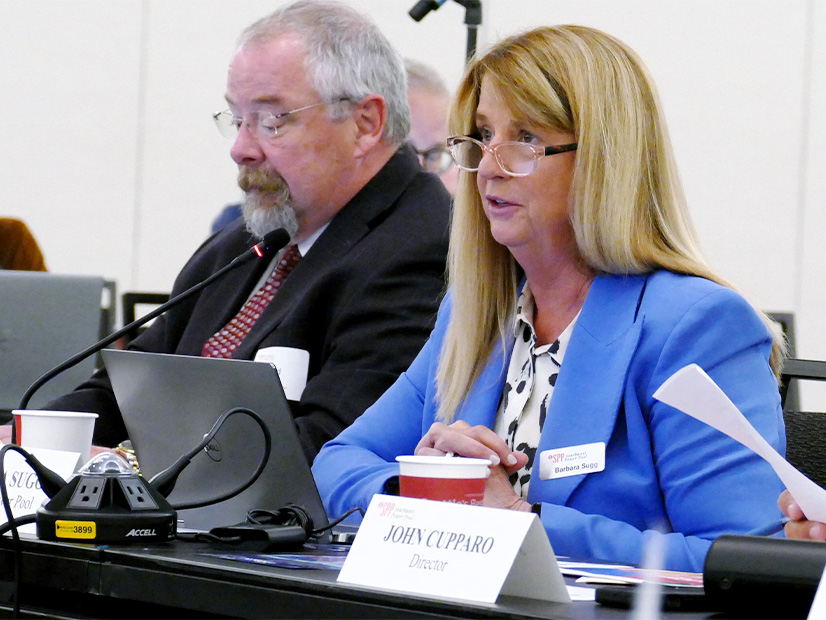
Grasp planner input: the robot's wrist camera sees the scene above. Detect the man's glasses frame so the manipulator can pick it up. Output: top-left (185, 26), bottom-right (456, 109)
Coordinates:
top-left (213, 97), bottom-right (351, 140)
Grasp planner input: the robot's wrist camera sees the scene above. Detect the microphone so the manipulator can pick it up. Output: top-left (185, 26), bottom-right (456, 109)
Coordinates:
top-left (16, 228), bottom-right (291, 415)
top-left (408, 0), bottom-right (448, 22)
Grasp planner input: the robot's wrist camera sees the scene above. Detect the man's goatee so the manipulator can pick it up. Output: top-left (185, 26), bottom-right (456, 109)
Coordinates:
top-left (238, 167), bottom-right (298, 240)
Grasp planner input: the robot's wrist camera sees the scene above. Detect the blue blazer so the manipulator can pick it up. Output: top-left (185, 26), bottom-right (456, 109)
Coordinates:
top-left (313, 270), bottom-right (786, 571)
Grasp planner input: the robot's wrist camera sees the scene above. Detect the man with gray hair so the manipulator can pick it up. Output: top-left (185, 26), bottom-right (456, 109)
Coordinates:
top-left (47, 0), bottom-right (450, 461)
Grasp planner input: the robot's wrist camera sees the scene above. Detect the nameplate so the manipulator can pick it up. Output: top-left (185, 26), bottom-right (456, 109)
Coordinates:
top-left (337, 494), bottom-right (571, 604)
top-left (0, 446), bottom-right (78, 533)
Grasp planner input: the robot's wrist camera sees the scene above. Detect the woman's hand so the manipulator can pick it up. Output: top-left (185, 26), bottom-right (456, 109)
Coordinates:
top-left (415, 421), bottom-right (527, 473)
top-left (779, 489), bottom-right (826, 540)
top-left (415, 421), bottom-right (531, 511)
top-left (484, 463), bottom-right (532, 511)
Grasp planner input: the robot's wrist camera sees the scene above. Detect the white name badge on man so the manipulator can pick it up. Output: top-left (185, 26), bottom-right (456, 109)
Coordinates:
top-left (254, 346), bottom-right (309, 401)
top-left (337, 494), bottom-right (571, 604)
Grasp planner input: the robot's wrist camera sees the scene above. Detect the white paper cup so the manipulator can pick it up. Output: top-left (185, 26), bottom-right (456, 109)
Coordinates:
top-left (12, 410), bottom-right (98, 464)
top-left (396, 455), bottom-right (490, 505)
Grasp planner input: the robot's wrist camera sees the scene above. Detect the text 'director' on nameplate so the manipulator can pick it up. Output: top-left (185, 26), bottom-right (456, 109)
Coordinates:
top-left (337, 494), bottom-right (571, 604)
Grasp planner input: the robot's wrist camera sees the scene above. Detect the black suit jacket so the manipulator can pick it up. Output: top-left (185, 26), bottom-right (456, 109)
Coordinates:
top-left (50, 146), bottom-right (450, 460)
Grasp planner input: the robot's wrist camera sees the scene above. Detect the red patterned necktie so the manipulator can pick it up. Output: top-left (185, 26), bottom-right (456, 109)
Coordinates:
top-left (201, 244), bottom-right (301, 358)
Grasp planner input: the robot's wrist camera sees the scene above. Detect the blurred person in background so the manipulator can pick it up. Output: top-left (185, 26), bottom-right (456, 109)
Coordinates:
top-left (0, 218), bottom-right (47, 271)
top-left (405, 57), bottom-right (458, 195)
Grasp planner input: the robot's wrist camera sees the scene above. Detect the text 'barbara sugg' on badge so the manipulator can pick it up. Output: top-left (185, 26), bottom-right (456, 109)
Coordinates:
top-left (539, 442), bottom-right (606, 480)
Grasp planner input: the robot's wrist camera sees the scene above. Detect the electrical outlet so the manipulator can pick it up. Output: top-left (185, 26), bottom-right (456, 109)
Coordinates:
top-left (117, 478), bottom-right (159, 511)
top-left (67, 477), bottom-right (105, 509)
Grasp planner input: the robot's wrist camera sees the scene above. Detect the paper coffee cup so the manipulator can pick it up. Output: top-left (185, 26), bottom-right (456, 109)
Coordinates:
top-left (396, 455), bottom-right (490, 505)
top-left (12, 410), bottom-right (98, 465)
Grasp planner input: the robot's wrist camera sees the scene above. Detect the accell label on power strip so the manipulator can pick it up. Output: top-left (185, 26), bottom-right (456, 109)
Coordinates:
top-left (55, 520), bottom-right (97, 539)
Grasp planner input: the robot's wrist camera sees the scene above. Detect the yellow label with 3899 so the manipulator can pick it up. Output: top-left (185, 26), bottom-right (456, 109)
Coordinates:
top-left (55, 520), bottom-right (96, 539)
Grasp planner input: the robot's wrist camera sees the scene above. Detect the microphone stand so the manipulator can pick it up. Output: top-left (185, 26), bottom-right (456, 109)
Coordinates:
top-left (16, 229), bottom-right (290, 416)
top-left (458, 0), bottom-right (481, 62)
top-left (408, 0), bottom-right (482, 62)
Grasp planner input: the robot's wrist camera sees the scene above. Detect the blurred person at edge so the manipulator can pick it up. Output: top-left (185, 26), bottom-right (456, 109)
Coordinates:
top-left (24, 0), bottom-right (450, 462)
top-left (312, 24), bottom-right (787, 571)
top-left (405, 57), bottom-right (458, 195)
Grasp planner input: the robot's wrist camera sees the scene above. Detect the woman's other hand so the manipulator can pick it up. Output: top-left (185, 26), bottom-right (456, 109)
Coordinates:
top-left (484, 463), bottom-right (533, 511)
top-left (779, 489), bottom-right (826, 540)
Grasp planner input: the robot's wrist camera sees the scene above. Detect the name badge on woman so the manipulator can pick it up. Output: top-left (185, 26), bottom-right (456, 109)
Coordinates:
top-left (538, 442), bottom-right (606, 480)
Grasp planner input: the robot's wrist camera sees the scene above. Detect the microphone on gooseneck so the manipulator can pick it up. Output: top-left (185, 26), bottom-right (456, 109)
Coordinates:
top-left (408, 0), bottom-right (448, 22)
top-left (16, 228), bottom-right (291, 416)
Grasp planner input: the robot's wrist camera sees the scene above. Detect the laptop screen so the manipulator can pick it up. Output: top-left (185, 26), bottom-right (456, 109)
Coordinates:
top-left (102, 349), bottom-right (331, 536)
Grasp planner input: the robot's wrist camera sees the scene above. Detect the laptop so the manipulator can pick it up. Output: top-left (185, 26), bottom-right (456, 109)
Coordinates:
top-left (0, 271), bottom-right (105, 414)
top-left (102, 349), bottom-right (333, 538)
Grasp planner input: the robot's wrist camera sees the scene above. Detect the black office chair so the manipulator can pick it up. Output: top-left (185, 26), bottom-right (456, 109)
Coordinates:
top-left (779, 359), bottom-right (826, 489)
top-left (120, 291), bottom-right (170, 346)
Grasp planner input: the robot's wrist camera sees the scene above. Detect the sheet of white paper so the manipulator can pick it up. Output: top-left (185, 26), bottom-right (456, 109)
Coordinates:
top-left (653, 364), bottom-right (826, 523)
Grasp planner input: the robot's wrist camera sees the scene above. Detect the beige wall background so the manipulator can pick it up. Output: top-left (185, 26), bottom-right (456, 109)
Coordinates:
top-left (3, 1), bottom-right (825, 395)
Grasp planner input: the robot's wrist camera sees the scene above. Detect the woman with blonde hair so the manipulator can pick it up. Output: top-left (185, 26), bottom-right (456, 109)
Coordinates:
top-left (313, 25), bottom-right (785, 571)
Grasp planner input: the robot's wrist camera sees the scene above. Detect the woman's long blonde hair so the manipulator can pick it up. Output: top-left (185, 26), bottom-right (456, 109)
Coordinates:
top-left (436, 25), bottom-right (785, 422)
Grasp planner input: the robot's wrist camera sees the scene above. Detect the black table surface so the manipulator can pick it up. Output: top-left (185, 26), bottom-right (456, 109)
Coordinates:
top-left (0, 533), bottom-right (716, 620)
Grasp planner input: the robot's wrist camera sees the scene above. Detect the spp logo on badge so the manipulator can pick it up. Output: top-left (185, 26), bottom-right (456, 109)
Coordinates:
top-left (378, 501), bottom-right (396, 517)
top-left (547, 452), bottom-right (565, 463)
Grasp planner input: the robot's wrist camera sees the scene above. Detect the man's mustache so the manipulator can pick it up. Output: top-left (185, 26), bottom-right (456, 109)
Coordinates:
top-left (238, 167), bottom-right (287, 193)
